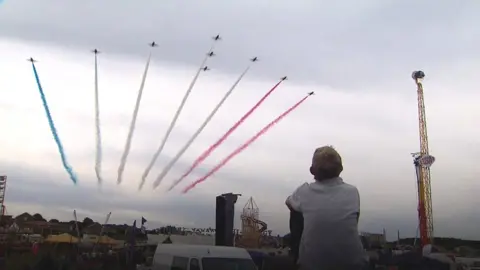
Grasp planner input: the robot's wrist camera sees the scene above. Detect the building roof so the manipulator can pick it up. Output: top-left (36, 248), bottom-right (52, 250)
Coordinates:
top-left (14, 212), bottom-right (33, 222)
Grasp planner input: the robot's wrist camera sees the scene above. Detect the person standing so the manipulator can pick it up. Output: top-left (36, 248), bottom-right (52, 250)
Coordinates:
top-left (31, 241), bottom-right (39, 256)
top-left (289, 208), bottom-right (303, 265)
top-left (286, 146), bottom-right (367, 270)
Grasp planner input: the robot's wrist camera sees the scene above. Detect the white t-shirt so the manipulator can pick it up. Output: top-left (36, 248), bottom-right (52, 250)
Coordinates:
top-left (286, 177), bottom-right (366, 270)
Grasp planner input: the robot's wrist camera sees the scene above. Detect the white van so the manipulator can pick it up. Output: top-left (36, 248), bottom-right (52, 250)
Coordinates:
top-left (151, 244), bottom-right (257, 270)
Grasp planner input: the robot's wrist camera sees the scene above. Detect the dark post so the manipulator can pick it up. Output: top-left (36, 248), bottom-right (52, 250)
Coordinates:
top-left (215, 193), bottom-right (240, 246)
top-left (215, 195), bottom-right (226, 246)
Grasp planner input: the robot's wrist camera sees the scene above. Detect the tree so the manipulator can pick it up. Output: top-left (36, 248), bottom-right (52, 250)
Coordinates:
top-left (49, 219), bottom-right (59, 223)
top-left (33, 213), bottom-right (46, 221)
top-left (82, 217), bottom-right (94, 227)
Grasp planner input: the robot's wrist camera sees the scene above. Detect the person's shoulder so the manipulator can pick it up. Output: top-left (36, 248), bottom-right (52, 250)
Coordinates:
top-left (292, 182), bottom-right (311, 195)
top-left (287, 182), bottom-right (310, 205)
top-left (341, 181), bottom-right (358, 191)
top-left (336, 177), bottom-right (357, 189)
top-left (298, 181), bottom-right (310, 190)
top-left (288, 181), bottom-right (307, 192)
top-left (339, 180), bottom-right (360, 195)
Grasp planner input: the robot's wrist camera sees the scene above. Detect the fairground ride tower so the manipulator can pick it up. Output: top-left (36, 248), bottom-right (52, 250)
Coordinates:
top-left (241, 197), bottom-right (259, 234)
top-left (0, 175), bottom-right (7, 218)
top-left (411, 71), bottom-right (435, 247)
top-left (239, 197), bottom-right (267, 248)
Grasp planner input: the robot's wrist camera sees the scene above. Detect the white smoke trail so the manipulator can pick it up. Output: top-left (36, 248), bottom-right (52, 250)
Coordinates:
top-left (138, 44), bottom-right (216, 190)
top-left (153, 65), bottom-right (252, 189)
top-left (93, 50), bottom-right (103, 185)
top-left (117, 50), bottom-right (154, 184)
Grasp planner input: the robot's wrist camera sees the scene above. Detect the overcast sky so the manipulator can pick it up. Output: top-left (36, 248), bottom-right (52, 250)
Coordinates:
top-left (0, 0), bottom-right (479, 240)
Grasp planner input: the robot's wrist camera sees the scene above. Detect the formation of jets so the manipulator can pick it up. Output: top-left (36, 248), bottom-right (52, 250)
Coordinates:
top-left (26, 35), bottom-right (311, 96)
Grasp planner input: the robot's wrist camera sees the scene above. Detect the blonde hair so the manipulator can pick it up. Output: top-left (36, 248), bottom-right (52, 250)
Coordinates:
top-left (311, 146), bottom-right (343, 179)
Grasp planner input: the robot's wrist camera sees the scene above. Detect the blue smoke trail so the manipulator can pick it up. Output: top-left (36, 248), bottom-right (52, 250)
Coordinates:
top-left (31, 62), bottom-right (78, 184)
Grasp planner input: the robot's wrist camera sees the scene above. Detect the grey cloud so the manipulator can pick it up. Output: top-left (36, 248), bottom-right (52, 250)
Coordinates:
top-left (1, 1), bottom-right (479, 89)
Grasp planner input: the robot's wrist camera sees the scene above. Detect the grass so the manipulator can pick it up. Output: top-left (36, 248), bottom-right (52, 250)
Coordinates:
top-left (5, 252), bottom-right (39, 270)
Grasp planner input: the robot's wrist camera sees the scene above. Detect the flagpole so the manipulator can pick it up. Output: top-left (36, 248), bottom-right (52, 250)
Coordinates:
top-left (141, 216), bottom-right (147, 235)
top-left (128, 220), bottom-right (137, 267)
top-left (93, 212), bottom-right (112, 253)
top-left (73, 210), bottom-right (81, 243)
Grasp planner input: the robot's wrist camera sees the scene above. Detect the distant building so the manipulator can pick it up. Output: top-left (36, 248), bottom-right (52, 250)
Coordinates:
top-left (83, 223), bottom-right (104, 235)
top-left (20, 221), bottom-right (51, 234)
top-left (3, 218), bottom-right (73, 235)
top-left (14, 213), bottom-right (34, 223)
top-left (360, 232), bottom-right (387, 248)
top-left (0, 215), bottom-right (13, 226)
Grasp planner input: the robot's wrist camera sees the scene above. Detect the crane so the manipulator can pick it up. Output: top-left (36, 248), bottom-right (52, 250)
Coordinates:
top-left (411, 71), bottom-right (435, 247)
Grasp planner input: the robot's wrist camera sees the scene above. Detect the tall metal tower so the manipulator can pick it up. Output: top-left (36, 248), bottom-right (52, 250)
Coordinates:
top-left (0, 175), bottom-right (7, 218)
top-left (411, 71), bottom-right (435, 247)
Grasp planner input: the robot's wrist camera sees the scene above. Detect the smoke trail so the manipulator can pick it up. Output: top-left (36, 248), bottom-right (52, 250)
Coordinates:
top-left (168, 78), bottom-right (286, 191)
top-left (151, 64), bottom-right (253, 189)
top-left (93, 49), bottom-right (103, 185)
top-left (182, 93), bottom-right (312, 193)
top-left (139, 43), bottom-right (217, 190)
top-left (117, 48), bottom-right (154, 184)
top-left (31, 61), bottom-right (78, 184)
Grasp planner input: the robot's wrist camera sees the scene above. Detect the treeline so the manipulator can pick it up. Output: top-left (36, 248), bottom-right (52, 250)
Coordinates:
top-left (392, 237), bottom-right (480, 251)
top-left (5, 213), bottom-right (235, 237)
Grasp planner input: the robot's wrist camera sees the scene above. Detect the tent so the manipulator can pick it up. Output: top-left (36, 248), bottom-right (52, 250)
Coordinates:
top-left (97, 235), bottom-right (118, 245)
top-left (45, 233), bottom-right (79, 243)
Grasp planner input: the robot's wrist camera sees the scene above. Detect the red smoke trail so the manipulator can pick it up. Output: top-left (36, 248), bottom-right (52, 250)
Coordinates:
top-left (167, 78), bottom-right (287, 191)
top-left (182, 93), bottom-right (313, 193)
